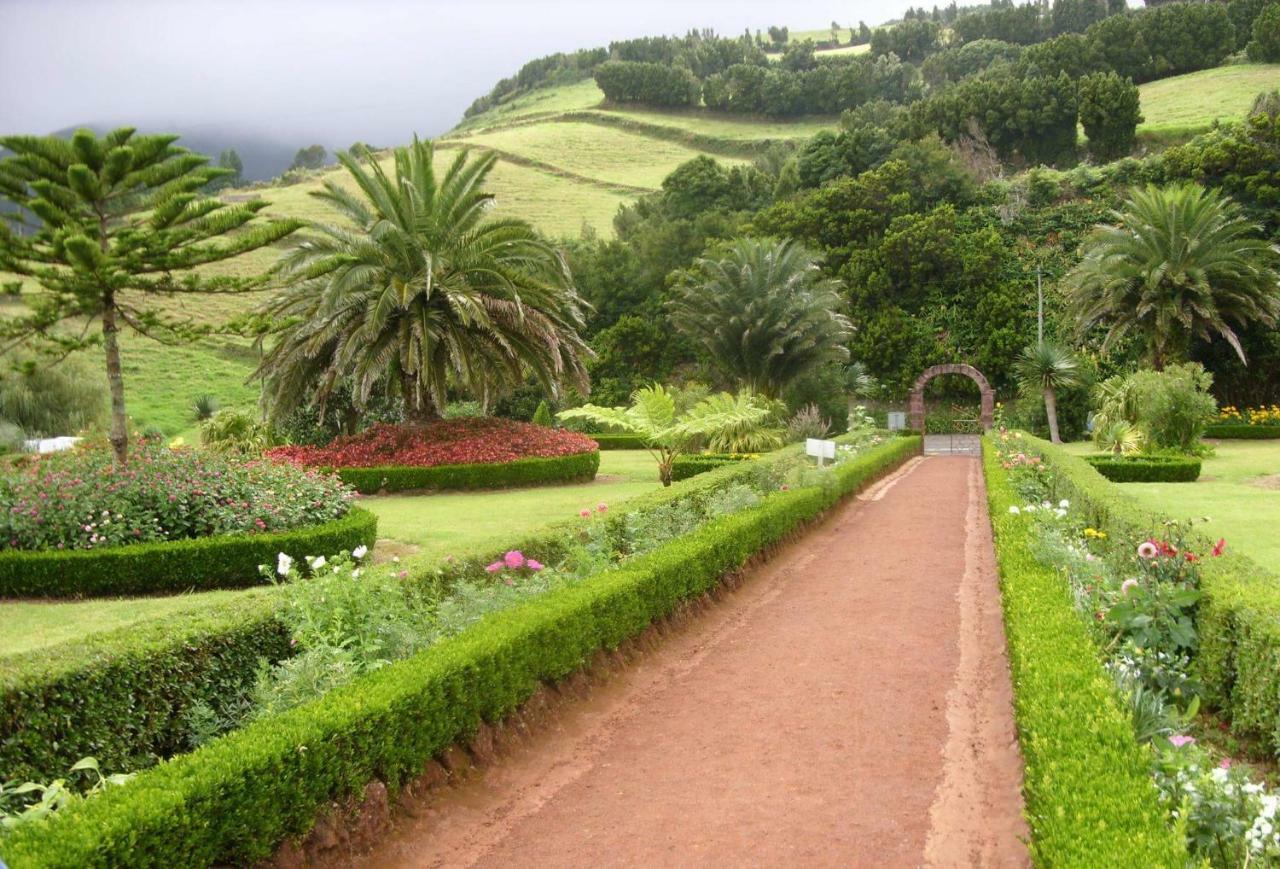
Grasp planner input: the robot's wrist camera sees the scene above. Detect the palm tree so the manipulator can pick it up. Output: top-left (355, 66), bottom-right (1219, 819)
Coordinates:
top-left (1015, 342), bottom-right (1080, 444)
top-left (254, 138), bottom-right (591, 424)
top-left (669, 238), bottom-right (852, 398)
top-left (1065, 183), bottom-right (1280, 370)
top-left (558, 384), bottom-right (773, 486)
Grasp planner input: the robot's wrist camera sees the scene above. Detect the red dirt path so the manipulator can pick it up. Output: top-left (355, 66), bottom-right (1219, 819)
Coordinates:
top-left (358, 456), bottom-right (1028, 868)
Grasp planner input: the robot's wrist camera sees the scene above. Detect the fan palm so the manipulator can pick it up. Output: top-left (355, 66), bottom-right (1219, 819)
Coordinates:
top-left (1065, 183), bottom-right (1280, 370)
top-left (1015, 341), bottom-right (1081, 444)
top-left (254, 138), bottom-right (591, 424)
top-left (557, 384), bottom-right (773, 486)
top-left (669, 238), bottom-right (852, 398)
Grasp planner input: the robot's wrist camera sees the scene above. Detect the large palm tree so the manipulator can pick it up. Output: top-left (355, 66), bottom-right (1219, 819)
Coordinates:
top-left (1015, 342), bottom-right (1080, 444)
top-left (1065, 183), bottom-right (1280, 370)
top-left (254, 139), bottom-right (591, 424)
top-left (669, 238), bottom-right (853, 398)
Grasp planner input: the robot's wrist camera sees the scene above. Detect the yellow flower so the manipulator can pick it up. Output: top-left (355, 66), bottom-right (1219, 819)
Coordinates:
top-left (168, 436), bottom-right (186, 449)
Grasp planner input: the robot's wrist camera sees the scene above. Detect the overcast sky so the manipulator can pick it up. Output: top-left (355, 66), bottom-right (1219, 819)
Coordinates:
top-left (1, 0), bottom-right (922, 146)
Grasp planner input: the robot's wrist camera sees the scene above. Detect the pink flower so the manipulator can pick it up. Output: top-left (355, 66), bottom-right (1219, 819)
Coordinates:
top-left (780, 484), bottom-right (790, 492)
top-left (397, 570), bottom-right (408, 579)
top-left (485, 561), bottom-right (504, 573)
top-left (1121, 578), bottom-right (1139, 596)
top-left (596, 502), bottom-right (608, 513)
top-left (526, 559), bottom-right (543, 571)
top-left (503, 550), bottom-right (525, 568)
top-left (579, 508), bottom-right (591, 518)
top-left (1137, 541), bottom-right (1159, 559)
top-left (1219, 758), bottom-right (1232, 769)
top-left (1169, 735), bottom-right (1195, 748)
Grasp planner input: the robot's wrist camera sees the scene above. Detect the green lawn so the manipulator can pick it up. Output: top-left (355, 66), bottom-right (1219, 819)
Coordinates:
top-left (0, 451), bottom-right (661, 658)
top-left (1138, 64), bottom-right (1280, 137)
top-left (362, 450), bottom-right (660, 559)
top-left (1063, 440), bottom-right (1280, 571)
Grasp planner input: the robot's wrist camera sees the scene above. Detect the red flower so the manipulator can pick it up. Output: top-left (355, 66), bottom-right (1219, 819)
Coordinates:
top-left (1212, 538), bottom-right (1226, 557)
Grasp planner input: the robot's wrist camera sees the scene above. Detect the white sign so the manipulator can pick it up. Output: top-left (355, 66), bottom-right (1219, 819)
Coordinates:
top-left (24, 436), bottom-right (81, 454)
top-left (805, 438), bottom-right (837, 466)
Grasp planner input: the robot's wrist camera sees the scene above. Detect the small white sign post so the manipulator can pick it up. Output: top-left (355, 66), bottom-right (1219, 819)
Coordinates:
top-left (805, 437), bottom-right (837, 468)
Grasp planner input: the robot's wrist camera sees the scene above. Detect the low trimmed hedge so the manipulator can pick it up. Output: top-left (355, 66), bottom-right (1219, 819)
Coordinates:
top-left (1083, 453), bottom-right (1202, 482)
top-left (588, 433), bottom-right (649, 450)
top-left (982, 441), bottom-right (1187, 865)
top-left (1011, 435), bottom-right (1280, 756)
top-left (670, 452), bottom-right (752, 482)
top-left (1204, 423), bottom-right (1280, 439)
top-left (333, 450), bottom-right (599, 494)
top-left (0, 437), bottom-right (921, 867)
top-left (0, 507), bottom-right (378, 598)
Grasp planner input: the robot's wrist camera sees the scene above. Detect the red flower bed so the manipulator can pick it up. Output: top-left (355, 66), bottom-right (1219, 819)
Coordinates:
top-left (267, 419), bottom-right (598, 469)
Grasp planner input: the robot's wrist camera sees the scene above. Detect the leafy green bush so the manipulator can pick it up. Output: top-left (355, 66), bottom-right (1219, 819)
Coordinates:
top-left (1084, 453), bottom-right (1202, 482)
top-left (1126, 364), bottom-right (1217, 453)
top-left (0, 507), bottom-right (377, 598)
top-left (0, 352), bottom-right (106, 438)
top-left (531, 400), bottom-right (553, 426)
top-left (199, 409), bottom-right (273, 456)
top-left (670, 453), bottom-right (753, 481)
top-left (1203, 424), bottom-right (1280, 440)
top-left (0, 438), bottom-right (920, 866)
top-left (334, 451), bottom-right (600, 494)
top-left (982, 441), bottom-right (1189, 865)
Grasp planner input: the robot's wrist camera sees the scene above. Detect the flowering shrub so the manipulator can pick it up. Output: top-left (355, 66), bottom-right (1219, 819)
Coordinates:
top-left (0, 442), bottom-right (353, 552)
top-left (267, 418), bottom-right (598, 469)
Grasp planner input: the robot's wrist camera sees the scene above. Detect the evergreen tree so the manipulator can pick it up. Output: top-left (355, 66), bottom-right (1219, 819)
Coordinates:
top-left (1079, 71), bottom-right (1143, 161)
top-left (289, 144), bottom-right (327, 171)
top-left (0, 128), bottom-right (300, 463)
top-left (216, 148), bottom-right (243, 187)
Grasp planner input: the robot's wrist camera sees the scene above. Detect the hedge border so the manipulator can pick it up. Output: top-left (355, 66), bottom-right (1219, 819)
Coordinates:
top-left (332, 450), bottom-right (599, 494)
top-left (588, 433), bottom-right (649, 450)
top-left (1083, 453), bottom-right (1202, 482)
top-left (0, 438), bottom-right (921, 867)
top-left (981, 440), bottom-right (1187, 865)
top-left (1007, 435), bottom-right (1280, 755)
top-left (670, 453), bottom-right (751, 481)
top-left (1204, 423), bottom-right (1280, 439)
top-left (0, 507), bottom-right (378, 599)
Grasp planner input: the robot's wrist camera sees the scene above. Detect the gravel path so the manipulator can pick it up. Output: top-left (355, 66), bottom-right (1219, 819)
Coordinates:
top-left (357, 456), bottom-right (1028, 868)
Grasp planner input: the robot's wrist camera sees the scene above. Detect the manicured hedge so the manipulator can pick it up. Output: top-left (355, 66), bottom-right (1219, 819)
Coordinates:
top-left (0, 508), bottom-right (378, 598)
top-left (670, 453), bottom-right (751, 481)
top-left (1083, 453), bottom-right (1201, 482)
top-left (1012, 435), bottom-right (1280, 755)
top-left (0, 438), bottom-right (920, 867)
top-left (0, 591), bottom-right (289, 784)
top-left (982, 441), bottom-right (1188, 866)
top-left (1204, 424), bottom-right (1280, 439)
top-left (333, 451), bottom-right (599, 494)
top-left (589, 433), bottom-right (649, 450)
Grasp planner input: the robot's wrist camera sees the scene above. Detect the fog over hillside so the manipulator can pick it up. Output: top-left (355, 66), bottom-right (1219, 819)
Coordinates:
top-left (1, 0), bottom-right (920, 176)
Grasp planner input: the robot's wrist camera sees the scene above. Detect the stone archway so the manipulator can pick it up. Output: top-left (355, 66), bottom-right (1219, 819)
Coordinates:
top-left (908, 363), bottom-right (995, 433)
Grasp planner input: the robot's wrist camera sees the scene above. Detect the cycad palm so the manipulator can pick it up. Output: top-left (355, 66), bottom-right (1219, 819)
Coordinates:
top-left (669, 238), bottom-right (852, 398)
top-left (1015, 341), bottom-right (1080, 444)
top-left (255, 139), bottom-right (591, 423)
top-left (1065, 183), bottom-right (1280, 370)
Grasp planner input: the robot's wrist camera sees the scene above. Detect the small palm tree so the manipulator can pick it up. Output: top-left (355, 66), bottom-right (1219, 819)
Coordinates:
top-left (557, 384), bottom-right (772, 486)
top-left (1065, 183), bottom-right (1280, 370)
top-left (255, 138), bottom-right (591, 424)
top-left (1015, 342), bottom-right (1080, 444)
top-left (669, 238), bottom-right (852, 398)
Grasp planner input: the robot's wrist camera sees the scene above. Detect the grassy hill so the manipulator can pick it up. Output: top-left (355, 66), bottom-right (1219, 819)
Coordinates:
top-left (7, 54), bottom-right (1277, 437)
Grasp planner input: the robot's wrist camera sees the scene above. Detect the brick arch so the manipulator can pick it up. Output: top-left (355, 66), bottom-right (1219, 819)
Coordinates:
top-left (908, 364), bottom-right (995, 433)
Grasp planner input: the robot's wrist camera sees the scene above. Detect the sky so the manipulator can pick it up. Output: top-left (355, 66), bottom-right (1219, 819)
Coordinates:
top-left (0, 0), bottom-right (922, 147)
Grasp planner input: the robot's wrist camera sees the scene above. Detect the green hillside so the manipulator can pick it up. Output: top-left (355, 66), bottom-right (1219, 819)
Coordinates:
top-left (1137, 63), bottom-right (1280, 141)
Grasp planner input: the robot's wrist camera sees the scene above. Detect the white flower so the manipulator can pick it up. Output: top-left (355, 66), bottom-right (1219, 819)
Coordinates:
top-left (1055, 508), bottom-right (1068, 519)
top-left (352, 544), bottom-right (368, 560)
top-left (276, 553), bottom-right (294, 576)
top-left (1008, 505), bottom-right (1020, 515)
top-left (352, 569), bottom-right (362, 579)
top-left (307, 555), bottom-right (327, 570)
top-left (1059, 499), bottom-right (1070, 509)
top-left (392, 556), bottom-right (400, 564)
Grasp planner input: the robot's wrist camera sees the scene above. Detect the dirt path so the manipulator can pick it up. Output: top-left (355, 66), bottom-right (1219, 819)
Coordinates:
top-left (357, 456), bottom-right (1028, 868)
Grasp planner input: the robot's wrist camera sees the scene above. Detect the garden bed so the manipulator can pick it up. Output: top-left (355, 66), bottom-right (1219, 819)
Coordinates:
top-left (0, 437), bottom-right (920, 866)
top-left (269, 419), bottom-right (601, 493)
top-left (1084, 453), bottom-right (1202, 482)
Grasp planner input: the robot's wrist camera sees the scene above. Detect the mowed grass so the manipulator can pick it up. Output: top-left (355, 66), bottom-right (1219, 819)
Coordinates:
top-left (451, 78), bottom-right (605, 133)
top-left (456, 122), bottom-right (749, 189)
top-left (1063, 440), bottom-right (1280, 571)
top-left (363, 450), bottom-right (661, 559)
top-left (0, 451), bottom-right (661, 658)
top-left (591, 105), bottom-right (837, 142)
top-left (1138, 64), bottom-right (1280, 136)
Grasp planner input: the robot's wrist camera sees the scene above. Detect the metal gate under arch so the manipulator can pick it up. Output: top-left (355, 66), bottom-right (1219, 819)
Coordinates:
top-left (909, 364), bottom-right (994, 456)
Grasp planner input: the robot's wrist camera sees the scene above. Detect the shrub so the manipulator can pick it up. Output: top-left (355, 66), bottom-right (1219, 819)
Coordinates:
top-left (531, 400), bottom-right (553, 427)
top-left (671, 453), bottom-right (753, 482)
top-left (593, 60), bottom-right (701, 107)
top-left (1084, 454), bottom-right (1202, 482)
top-left (589, 433), bottom-right (649, 450)
top-left (1247, 3), bottom-right (1280, 62)
top-left (193, 394), bottom-right (219, 422)
top-left (199, 409), bottom-right (273, 456)
top-left (0, 507), bottom-right (378, 598)
top-left (0, 442), bottom-right (353, 553)
top-left (0, 352), bottom-right (106, 438)
top-left (334, 451), bottom-right (600, 494)
top-left (1126, 364), bottom-right (1217, 453)
top-left (0, 437), bottom-right (922, 867)
top-left (268, 418), bottom-right (596, 468)
top-left (982, 441), bottom-right (1189, 865)
top-left (1079, 72), bottom-right (1142, 162)
top-left (1203, 423), bottom-right (1280, 439)
top-left (784, 404), bottom-right (832, 442)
